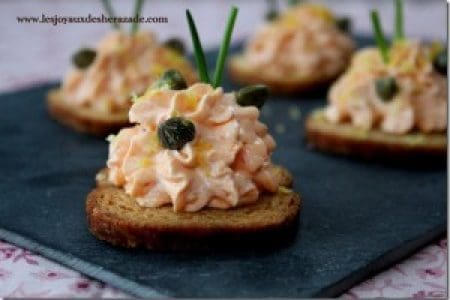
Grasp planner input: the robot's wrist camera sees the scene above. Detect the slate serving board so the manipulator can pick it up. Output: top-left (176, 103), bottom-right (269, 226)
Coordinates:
top-left (0, 38), bottom-right (446, 298)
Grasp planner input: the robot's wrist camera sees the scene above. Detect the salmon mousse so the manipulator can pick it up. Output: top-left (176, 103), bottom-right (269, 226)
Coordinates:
top-left (86, 6), bottom-right (301, 251)
top-left (306, 0), bottom-right (447, 160)
top-left (229, 2), bottom-right (355, 93)
top-left (47, 1), bottom-right (197, 136)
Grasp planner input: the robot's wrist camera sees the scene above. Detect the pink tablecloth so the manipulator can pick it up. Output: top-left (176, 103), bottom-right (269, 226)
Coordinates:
top-left (0, 238), bottom-right (446, 298)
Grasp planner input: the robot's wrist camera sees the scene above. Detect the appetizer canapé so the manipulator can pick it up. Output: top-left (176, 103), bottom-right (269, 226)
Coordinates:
top-left (86, 7), bottom-right (301, 250)
top-left (306, 0), bottom-right (447, 160)
top-left (47, 1), bottom-right (197, 136)
top-left (229, 1), bottom-right (355, 93)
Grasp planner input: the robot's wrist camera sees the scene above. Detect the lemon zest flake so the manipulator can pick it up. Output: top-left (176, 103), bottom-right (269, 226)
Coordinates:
top-left (106, 134), bottom-right (116, 143)
top-left (278, 186), bottom-right (292, 194)
top-left (183, 92), bottom-right (199, 111)
top-left (164, 49), bottom-right (186, 66)
top-left (150, 63), bottom-right (166, 77)
top-left (130, 91), bottom-right (139, 103)
top-left (139, 157), bottom-right (153, 168)
top-left (147, 133), bottom-right (160, 154)
top-left (193, 139), bottom-right (213, 172)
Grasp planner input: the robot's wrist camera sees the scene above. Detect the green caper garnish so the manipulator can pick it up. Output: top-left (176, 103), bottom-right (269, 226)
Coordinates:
top-left (163, 38), bottom-right (186, 55)
top-left (151, 69), bottom-right (188, 90)
top-left (336, 17), bottom-right (351, 33)
top-left (433, 49), bottom-right (447, 76)
top-left (375, 76), bottom-right (399, 101)
top-left (236, 85), bottom-right (269, 109)
top-left (72, 48), bottom-right (96, 69)
top-left (157, 117), bottom-right (196, 150)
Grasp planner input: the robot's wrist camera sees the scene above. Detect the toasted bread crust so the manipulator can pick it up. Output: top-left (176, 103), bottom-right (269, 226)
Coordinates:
top-left (306, 110), bottom-right (447, 160)
top-left (87, 166), bottom-right (300, 251)
top-left (228, 56), bottom-right (343, 94)
top-left (47, 89), bottom-right (130, 136)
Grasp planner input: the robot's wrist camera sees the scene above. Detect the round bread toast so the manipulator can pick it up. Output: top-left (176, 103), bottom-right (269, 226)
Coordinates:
top-left (306, 110), bottom-right (447, 160)
top-left (47, 89), bottom-right (130, 136)
top-left (228, 56), bottom-right (343, 94)
top-left (87, 166), bottom-right (301, 251)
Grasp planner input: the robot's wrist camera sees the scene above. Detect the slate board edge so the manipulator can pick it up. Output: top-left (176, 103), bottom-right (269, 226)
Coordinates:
top-left (0, 222), bottom-right (445, 298)
top-left (0, 228), bottom-right (166, 299)
top-left (315, 224), bottom-right (446, 297)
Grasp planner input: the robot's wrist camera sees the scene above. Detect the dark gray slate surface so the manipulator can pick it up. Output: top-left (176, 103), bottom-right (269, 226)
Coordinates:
top-left (0, 39), bottom-right (446, 298)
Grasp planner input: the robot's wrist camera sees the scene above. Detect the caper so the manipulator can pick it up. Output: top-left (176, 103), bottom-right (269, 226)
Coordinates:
top-left (336, 17), bottom-right (351, 33)
top-left (157, 117), bottom-right (196, 150)
top-left (375, 76), bottom-right (399, 101)
top-left (72, 48), bottom-right (96, 69)
top-left (236, 85), bottom-right (269, 109)
top-left (163, 38), bottom-right (186, 55)
top-left (433, 49), bottom-right (447, 76)
top-left (151, 69), bottom-right (188, 90)
top-left (265, 10), bottom-right (278, 21)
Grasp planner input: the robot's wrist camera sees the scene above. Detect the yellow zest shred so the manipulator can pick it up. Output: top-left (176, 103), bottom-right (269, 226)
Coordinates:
top-left (280, 14), bottom-right (301, 28)
top-left (429, 41), bottom-right (444, 61)
top-left (405, 134), bottom-right (426, 145)
top-left (164, 49), bottom-right (185, 66)
top-left (139, 157), bottom-right (153, 168)
top-left (106, 134), bottom-right (116, 143)
top-left (279, 3), bottom-right (334, 28)
top-left (130, 91), bottom-right (139, 103)
top-left (278, 186), bottom-right (292, 194)
top-left (304, 4), bottom-right (334, 23)
top-left (150, 63), bottom-right (166, 76)
top-left (181, 92), bottom-right (199, 111)
top-left (194, 139), bottom-right (213, 173)
top-left (146, 133), bottom-right (160, 154)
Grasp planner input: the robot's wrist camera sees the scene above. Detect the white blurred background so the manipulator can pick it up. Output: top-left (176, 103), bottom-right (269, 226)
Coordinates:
top-left (0, 0), bottom-right (446, 91)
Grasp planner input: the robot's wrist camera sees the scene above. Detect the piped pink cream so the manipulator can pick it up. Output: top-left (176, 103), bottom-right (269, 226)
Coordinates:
top-left (325, 41), bottom-right (447, 134)
top-left (62, 31), bottom-right (197, 113)
top-left (107, 83), bottom-right (280, 212)
top-left (241, 4), bottom-right (355, 80)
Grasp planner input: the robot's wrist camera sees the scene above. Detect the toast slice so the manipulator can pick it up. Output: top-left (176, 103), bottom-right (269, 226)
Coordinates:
top-left (47, 89), bottom-right (130, 136)
top-left (87, 166), bottom-right (301, 251)
top-left (228, 56), bottom-right (341, 94)
top-left (306, 110), bottom-right (447, 160)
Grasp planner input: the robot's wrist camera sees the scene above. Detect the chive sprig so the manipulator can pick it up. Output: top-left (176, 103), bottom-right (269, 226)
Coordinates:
top-left (287, 0), bottom-right (302, 6)
top-left (370, 10), bottom-right (389, 63)
top-left (100, 0), bottom-right (146, 34)
top-left (186, 10), bottom-right (211, 84)
top-left (265, 0), bottom-right (279, 21)
top-left (394, 0), bottom-right (404, 41)
top-left (370, 0), bottom-right (406, 64)
top-left (212, 7), bottom-right (238, 88)
top-left (186, 6), bottom-right (239, 88)
top-left (101, 0), bottom-right (120, 30)
top-left (131, 0), bottom-right (145, 35)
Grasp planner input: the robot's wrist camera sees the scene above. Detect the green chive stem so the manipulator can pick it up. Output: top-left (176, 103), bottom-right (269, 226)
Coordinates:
top-left (394, 0), bottom-right (405, 41)
top-left (101, 0), bottom-right (120, 30)
top-left (131, 0), bottom-right (145, 34)
top-left (287, 0), bottom-right (302, 7)
top-left (267, 0), bottom-right (277, 12)
top-left (186, 9), bottom-right (211, 84)
top-left (370, 10), bottom-right (389, 63)
top-left (212, 6), bottom-right (238, 88)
